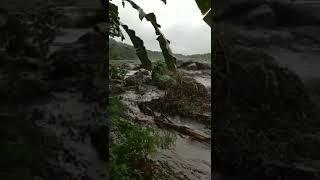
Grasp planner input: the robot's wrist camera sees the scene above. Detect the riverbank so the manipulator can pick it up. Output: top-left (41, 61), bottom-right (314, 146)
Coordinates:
top-left (109, 59), bottom-right (211, 179)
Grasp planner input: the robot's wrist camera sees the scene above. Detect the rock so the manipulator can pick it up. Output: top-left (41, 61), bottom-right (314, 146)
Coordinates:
top-left (195, 62), bottom-right (211, 70)
top-left (125, 69), bottom-right (151, 87)
top-left (185, 63), bottom-right (198, 70)
top-left (246, 4), bottom-right (276, 27)
top-left (179, 61), bottom-right (210, 70)
top-left (179, 76), bottom-right (208, 98)
top-left (178, 61), bottom-right (194, 69)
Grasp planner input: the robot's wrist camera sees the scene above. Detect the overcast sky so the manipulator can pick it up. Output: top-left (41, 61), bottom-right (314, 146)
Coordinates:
top-left (111, 0), bottom-right (211, 55)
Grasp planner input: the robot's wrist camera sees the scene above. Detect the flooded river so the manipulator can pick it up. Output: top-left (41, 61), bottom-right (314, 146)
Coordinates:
top-left (120, 67), bottom-right (212, 179)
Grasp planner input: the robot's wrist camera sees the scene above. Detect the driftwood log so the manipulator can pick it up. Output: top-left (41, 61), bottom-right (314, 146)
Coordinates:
top-left (136, 101), bottom-right (211, 143)
top-left (154, 114), bottom-right (211, 143)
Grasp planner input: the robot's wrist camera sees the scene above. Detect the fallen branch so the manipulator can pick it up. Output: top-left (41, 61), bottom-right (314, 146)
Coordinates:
top-left (154, 115), bottom-right (211, 143)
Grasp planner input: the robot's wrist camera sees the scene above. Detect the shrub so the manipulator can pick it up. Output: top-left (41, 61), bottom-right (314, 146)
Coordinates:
top-left (151, 61), bottom-right (177, 89)
top-left (109, 97), bottom-right (176, 179)
top-left (109, 65), bottom-right (127, 80)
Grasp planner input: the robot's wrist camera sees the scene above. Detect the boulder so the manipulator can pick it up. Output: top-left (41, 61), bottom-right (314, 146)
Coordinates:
top-left (184, 62), bottom-right (198, 71)
top-left (178, 61), bottom-right (210, 70)
top-left (195, 62), bottom-right (211, 70)
top-left (124, 69), bottom-right (151, 87)
top-left (178, 61), bottom-right (194, 68)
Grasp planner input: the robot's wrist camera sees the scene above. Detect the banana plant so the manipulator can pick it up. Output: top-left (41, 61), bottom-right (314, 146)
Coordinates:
top-left (108, 0), bottom-right (211, 71)
top-left (194, 0), bottom-right (211, 27)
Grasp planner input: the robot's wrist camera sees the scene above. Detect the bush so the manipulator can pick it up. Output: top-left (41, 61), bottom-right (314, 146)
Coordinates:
top-left (109, 97), bottom-right (176, 179)
top-left (151, 61), bottom-right (177, 89)
top-left (109, 65), bottom-right (127, 80)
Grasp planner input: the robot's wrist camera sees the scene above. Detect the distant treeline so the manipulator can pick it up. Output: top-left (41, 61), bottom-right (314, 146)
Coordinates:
top-left (109, 38), bottom-right (211, 61)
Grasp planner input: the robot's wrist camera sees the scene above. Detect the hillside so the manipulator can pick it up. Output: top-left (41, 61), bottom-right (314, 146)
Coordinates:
top-left (109, 38), bottom-right (211, 61)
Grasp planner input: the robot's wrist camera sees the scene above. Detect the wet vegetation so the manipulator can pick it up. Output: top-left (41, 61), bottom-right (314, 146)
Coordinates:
top-left (109, 97), bottom-right (176, 179)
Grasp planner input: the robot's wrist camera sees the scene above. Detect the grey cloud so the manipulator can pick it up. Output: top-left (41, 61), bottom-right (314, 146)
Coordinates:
top-left (112, 0), bottom-right (211, 55)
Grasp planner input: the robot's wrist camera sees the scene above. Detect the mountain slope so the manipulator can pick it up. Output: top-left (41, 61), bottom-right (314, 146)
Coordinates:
top-left (109, 38), bottom-right (211, 61)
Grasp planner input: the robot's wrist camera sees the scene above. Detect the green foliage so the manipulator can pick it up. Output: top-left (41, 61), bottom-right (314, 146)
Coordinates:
top-left (109, 1), bottom-right (123, 38)
top-left (109, 97), bottom-right (176, 179)
top-left (121, 24), bottom-right (152, 70)
top-left (194, 0), bottom-right (211, 27)
top-left (152, 61), bottom-right (168, 77)
top-left (109, 0), bottom-right (211, 70)
top-left (109, 65), bottom-right (127, 80)
top-left (109, 0), bottom-right (177, 71)
top-left (152, 61), bottom-right (177, 89)
top-left (123, 0), bottom-right (177, 71)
